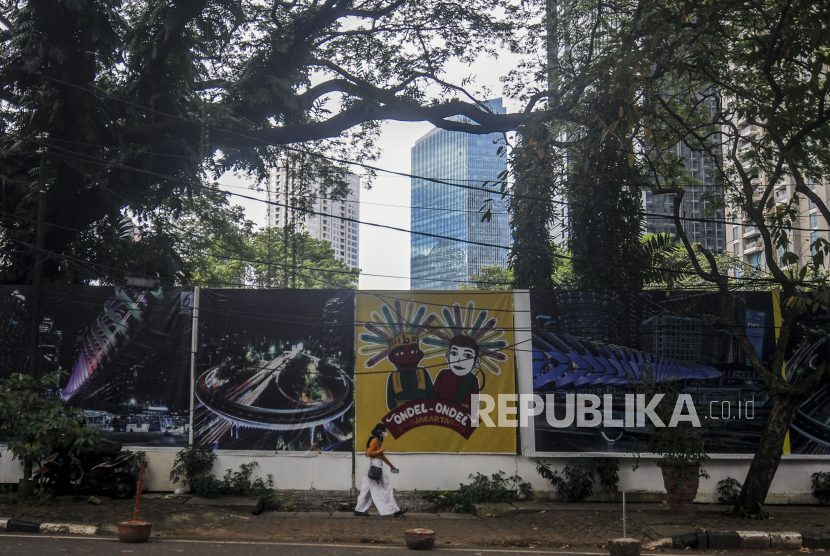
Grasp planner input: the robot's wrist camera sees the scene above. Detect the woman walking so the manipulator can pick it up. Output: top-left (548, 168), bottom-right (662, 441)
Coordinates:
top-left (354, 423), bottom-right (407, 517)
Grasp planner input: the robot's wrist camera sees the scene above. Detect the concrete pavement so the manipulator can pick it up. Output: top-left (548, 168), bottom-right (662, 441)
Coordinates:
top-left (3, 494), bottom-right (830, 549)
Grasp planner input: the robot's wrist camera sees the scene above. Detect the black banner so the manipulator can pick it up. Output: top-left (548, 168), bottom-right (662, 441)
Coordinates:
top-left (0, 285), bottom-right (192, 446)
top-left (194, 289), bottom-right (354, 451)
top-left (530, 290), bottom-right (829, 455)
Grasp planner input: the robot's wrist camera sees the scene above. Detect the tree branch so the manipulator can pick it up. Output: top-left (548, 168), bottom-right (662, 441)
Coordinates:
top-left (119, 99), bottom-right (533, 148)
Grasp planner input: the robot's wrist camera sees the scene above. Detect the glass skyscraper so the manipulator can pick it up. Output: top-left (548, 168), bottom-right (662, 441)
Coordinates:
top-left (410, 99), bottom-right (510, 289)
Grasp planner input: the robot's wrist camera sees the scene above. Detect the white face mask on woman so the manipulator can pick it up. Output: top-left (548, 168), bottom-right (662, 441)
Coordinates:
top-left (381, 431), bottom-right (388, 438)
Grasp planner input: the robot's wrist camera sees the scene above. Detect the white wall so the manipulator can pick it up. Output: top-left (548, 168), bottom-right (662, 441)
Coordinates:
top-left (0, 445), bottom-right (353, 493)
top-left (0, 445), bottom-right (824, 503)
top-left (383, 453), bottom-right (823, 504)
top-left (139, 448), bottom-right (353, 492)
top-left (0, 446), bottom-right (23, 484)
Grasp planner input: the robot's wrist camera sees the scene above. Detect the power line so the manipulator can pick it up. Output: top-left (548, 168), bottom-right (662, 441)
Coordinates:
top-left (14, 144), bottom-right (805, 288)
top-left (16, 132), bottom-right (827, 234)
top-left (66, 146), bottom-right (830, 286)
top-left (4, 68), bottom-right (824, 233)
top-left (0, 77), bottom-right (821, 286)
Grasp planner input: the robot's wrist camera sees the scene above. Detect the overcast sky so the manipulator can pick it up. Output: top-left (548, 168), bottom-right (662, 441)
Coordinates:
top-left (218, 51), bottom-right (523, 290)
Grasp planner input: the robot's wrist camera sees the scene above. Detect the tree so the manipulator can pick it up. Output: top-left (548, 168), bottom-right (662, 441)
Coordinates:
top-left (0, 0), bottom-right (536, 286)
top-left (247, 227), bottom-right (358, 288)
top-left (0, 372), bottom-right (102, 487)
top-left (192, 225), bottom-right (358, 289)
top-left (564, 78), bottom-right (646, 289)
top-left (505, 0), bottom-right (648, 289)
top-left (613, 0), bottom-right (830, 514)
top-left (460, 264), bottom-right (514, 290)
top-left (509, 120), bottom-right (561, 289)
top-left (509, 0), bottom-right (830, 512)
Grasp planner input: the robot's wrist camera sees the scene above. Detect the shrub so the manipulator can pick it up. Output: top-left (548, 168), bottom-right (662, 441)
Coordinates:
top-left (422, 471), bottom-right (531, 513)
top-left (634, 373), bottom-right (709, 487)
top-left (716, 477), bottom-right (742, 506)
top-left (0, 372), bottom-right (101, 485)
top-left (536, 458), bottom-right (620, 502)
top-left (169, 445), bottom-right (289, 511)
top-left (812, 472), bottom-right (830, 505)
top-left (169, 444), bottom-right (218, 495)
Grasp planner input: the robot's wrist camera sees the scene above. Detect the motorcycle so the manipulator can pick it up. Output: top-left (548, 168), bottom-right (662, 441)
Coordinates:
top-left (33, 441), bottom-right (139, 499)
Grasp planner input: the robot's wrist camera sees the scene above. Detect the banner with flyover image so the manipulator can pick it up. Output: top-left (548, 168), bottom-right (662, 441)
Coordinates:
top-left (526, 290), bottom-right (830, 456)
top-left (0, 285), bottom-right (193, 446)
top-left (193, 289), bottom-right (354, 451)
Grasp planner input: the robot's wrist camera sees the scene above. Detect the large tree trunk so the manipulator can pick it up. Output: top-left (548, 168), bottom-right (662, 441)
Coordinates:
top-left (736, 395), bottom-right (801, 513)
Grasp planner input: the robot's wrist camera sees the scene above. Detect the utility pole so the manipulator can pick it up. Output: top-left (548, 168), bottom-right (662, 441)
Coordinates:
top-left (21, 140), bottom-right (47, 490)
top-left (28, 143), bottom-right (48, 378)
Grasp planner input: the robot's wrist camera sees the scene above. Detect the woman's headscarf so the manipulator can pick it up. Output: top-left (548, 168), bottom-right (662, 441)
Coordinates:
top-left (366, 423), bottom-right (387, 448)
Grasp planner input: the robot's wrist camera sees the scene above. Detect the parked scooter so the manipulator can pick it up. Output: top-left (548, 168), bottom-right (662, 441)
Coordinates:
top-left (33, 440), bottom-right (139, 499)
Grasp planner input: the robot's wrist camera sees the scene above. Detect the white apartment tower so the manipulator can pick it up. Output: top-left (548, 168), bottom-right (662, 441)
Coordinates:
top-left (727, 173), bottom-right (828, 275)
top-left (266, 169), bottom-right (360, 269)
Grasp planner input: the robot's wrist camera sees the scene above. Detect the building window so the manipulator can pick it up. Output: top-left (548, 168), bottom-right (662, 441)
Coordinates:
top-left (811, 231), bottom-right (819, 255)
top-left (732, 226), bottom-right (739, 241)
top-left (748, 252), bottom-right (762, 269)
top-left (811, 213), bottom-right (818, 229)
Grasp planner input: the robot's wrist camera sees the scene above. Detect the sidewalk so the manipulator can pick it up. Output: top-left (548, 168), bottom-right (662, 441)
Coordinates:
top-left (3, 494), bottom-right (830, 549)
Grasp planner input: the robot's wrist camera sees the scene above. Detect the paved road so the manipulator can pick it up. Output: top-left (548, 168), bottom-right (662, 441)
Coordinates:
top-left (0, 535), bottom-right (607, 555)
top-left (0, 534), bottom-right (797, 556)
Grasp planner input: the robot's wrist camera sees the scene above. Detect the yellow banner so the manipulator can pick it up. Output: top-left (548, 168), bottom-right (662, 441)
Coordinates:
top-left (355, 291), bottom-right (516, 453)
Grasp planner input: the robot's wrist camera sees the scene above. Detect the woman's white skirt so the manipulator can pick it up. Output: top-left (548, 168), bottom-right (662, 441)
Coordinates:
top-left (355, 459), bottom-right (400, 516)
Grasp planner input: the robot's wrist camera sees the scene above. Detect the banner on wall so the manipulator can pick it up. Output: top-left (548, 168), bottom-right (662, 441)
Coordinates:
top-left (0, 285), bottom-right (192, 446)
top-left (355, 291), bottom-right (517, 453)
top-left (525, 290), bottom-right (830, 456)
top-left (193, 289), bottom-right (354, 451)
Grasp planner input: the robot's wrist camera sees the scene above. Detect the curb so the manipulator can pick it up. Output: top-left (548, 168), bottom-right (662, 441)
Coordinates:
top-left (2, 518), bottom-right (98, 536)
top-left (643, 530), bottom-right (830, 551)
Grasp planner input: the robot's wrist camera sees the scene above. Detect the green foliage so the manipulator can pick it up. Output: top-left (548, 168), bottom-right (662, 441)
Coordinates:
top-left (0, 372), bottom-right (101, 482)
top-left (566, 75), bottom-right (646, 290)
top-left (460, 265), bottom-right (514, 290)
top-left (644, 245), bottom-right (770, 292)
top-left (508, 118), bottom-right (561, 290)
top-left (191, 224), bottom-right (357, 289)
top-left (422, 472), bottom-right (531, 513)
top-left (169, 444), bottom-right (218, 495)
top-left (0, 0), bottom-right (521, 286)
top-left (717, 477), bottom-right (742, 507)
top-left (30, 486), bottom-right (56, 506)
top-left (536, 459), bottom-right (619, 502)
top-left (169, 445), bottom-right (288, 511)
top-left (812, 472), bottom-right (830, 505)
top-left (634, 373), bottom-right (709, 486)
top-left (218, 463), bottom-right (285, 512)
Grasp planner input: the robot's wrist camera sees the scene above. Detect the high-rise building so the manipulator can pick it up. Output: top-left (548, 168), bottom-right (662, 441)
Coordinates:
top-left (644, 94), bottom-right (726, 252)
top-left (410, 99), bottom-right (510, 289)
top-left (643, 143), bottom-right (726, 252)
top-left (726, 171), bottom-right (829, 274)
top-left (267, 169), bottom-right (360, 270)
